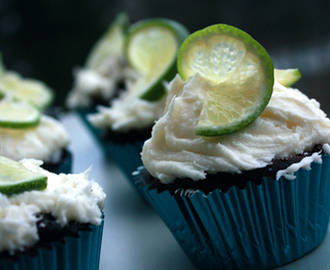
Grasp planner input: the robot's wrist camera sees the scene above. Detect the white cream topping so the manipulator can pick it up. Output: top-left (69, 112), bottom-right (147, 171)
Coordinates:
top-left (142, 73), bottom-right (330, 184)
top-left (66, 55), bottom-right (125, 109)
top-left (88, 85), bottom-right (167, 132)
top-left (0, 159), bottom-right (106, 254)
top-left (0, 115), bottom-right (70, 162)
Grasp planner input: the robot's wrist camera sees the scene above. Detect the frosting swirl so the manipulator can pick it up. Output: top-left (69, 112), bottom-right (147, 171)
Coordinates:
top-left (142, 73), bottom-right (330, 184)
top-left (0, 115), bottom-right (70, 162)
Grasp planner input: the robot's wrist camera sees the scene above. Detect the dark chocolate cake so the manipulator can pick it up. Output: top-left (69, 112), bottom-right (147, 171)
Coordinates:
top-left (0, 213), bottom-right (92, 262)
top-left (42, 148), bottom-right (72, 174)
top-left (142, 144), bottom-right (323, 195)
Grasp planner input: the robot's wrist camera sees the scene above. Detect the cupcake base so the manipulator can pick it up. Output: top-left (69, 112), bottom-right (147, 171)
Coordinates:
top-left (138, 154), bottom-right (330, 269)
top-left (42, 149), bottom-right (73, 174)
top-left (0, 215), bottom-right (104, 270)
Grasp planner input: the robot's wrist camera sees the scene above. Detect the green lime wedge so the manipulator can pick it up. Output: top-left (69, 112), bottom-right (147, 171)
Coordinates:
top-left (0, 156), bottom-right (47, 196)
top-left (274, 68), bottom-right (301, 87)
top-left (85, 12), bottom-right (129, 71)
top-left (0, 72), bottom-right (54, 109)
top-left (125, 18), bottom-right (189, 101)
top-left (0, 98), bottom-right (41, 128)
top-left (177, 24), bottom-right (274, 136)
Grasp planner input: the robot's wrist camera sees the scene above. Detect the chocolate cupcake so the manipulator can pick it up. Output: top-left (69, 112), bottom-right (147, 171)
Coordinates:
top-left (0, 158), bottom-right (105, 270)
top-left (137, 24), bottom-right (330, 269)
top-left (83, 18), bottom-right (189, 194)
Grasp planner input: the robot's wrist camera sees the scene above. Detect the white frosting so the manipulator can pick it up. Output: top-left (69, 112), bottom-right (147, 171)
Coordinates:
top-left (88, 84), bottom-right (167, 131)
top-left (66, 55), bottom-right (125, 109)
top-left (142, 73), bottom-right (330, 184)
top-left (0, 159), bottom-right (106, 254)
top-left (0, 115), bottom-right (70, 162)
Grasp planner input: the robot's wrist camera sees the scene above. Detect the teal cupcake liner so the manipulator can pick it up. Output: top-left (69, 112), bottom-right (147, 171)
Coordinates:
top-left (77, 108), bottom-right (146, 196)
top-left (137, 154), bottom-right (330, 269)
top-left (0, 216), bottom-right (104, 270)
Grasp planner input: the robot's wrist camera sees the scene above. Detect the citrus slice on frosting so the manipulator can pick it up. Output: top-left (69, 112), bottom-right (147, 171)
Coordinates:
top-left (0, 156), bottom-right (47, 196)
top-left (85, 12), bottom-right (129, 71)
top-left (0, 98), bottom-right (41, 128)
top-left (0, 54), bottom-right (54, 109)
top-left (274, 68), bottom-right (301, 87)
top-left (177, 24), bottom-right (274, 136)
top-left (125, 18), bottom-right (189, 101)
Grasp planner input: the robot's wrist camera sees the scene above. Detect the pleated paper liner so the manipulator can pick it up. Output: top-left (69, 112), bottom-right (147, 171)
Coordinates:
top-left (137, 154), bottom-right (330, 270)
top-left (0, 215), bottom-right (104, 270)
top-left (77, 108), bottom-right (149, 197)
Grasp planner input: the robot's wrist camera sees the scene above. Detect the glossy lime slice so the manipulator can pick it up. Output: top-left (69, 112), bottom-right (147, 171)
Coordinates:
top-left (0, 156), bottom-right (47, 196)
top-left (0, 98), bottom-right (41, 128)
top-left (274, 68), bottom-right (301, 87)
top-left (0, 72), bottom-right (54, 109)
top-left (125, 18), bottom-right (189, 101)
top-left (177, 24), bottom-right (274, 136)
top-left (85, 12), bottom-right (129, 71)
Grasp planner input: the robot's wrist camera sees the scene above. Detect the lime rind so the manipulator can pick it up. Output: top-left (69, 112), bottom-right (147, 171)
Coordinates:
top-left (125, 18), bottom-right (189, 101)
top-left (177, 24), bottom-right (274, 136)
top-left (274, 68), bottom-right (301, 87)
top-left (0, 98), bottom-right (41, 129)
top-left (85, 12), bottom-right (129, 71)
top-left (0, 156), bottom-right (47, 196)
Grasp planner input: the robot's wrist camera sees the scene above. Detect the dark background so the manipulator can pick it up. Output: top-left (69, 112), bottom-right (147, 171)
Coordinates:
top-left (0, 0), bottom-right (329, 112)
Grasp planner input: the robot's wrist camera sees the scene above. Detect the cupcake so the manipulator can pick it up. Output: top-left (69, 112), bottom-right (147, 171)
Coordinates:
top-left (138, 24), bottom-right (330, 269)
top-left (0, 156), bottom-right (105, 270)
top-left (0, 96), bottom-right (71, 174)
top-left (85, 18), bottom-right (189, 192)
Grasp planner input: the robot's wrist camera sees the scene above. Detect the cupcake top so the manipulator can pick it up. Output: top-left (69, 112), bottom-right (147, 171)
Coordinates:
top-left (66, 13), bottom-right (129, 109)
top-left (0, 114), bottom-right (70, 162)
top-left (141, 73), bottom-right (330, 184)
top-left (87, 18), bottom-right (189, 132)
top-left (66, 55), bottom-right (127, 109)
top-left (0, 159), bottom-right (105, 254)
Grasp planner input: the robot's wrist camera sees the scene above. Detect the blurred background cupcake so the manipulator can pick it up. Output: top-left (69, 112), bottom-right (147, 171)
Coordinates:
top-left (69, 16), bottom-right (189, 194)
top-left (0, 156), bottom-right (105, 270)
top-left (0, 56), bottom-right (72, 174)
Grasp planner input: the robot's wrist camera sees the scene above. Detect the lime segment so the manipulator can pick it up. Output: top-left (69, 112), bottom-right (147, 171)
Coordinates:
top-left (274, 68), bottom-right (301, 87)
top-left (0, 72), bottom-right (54, 109)
top-left (0, 98), bottom-right (41, 128)
top-left (125, 19), bottom-right (189, 101)
top-left (85, 12), bottom-right (129, 71)
top-left (0, 156), bottom-right (47, 196)
top-left (177, 24), bottom-right (274, 136)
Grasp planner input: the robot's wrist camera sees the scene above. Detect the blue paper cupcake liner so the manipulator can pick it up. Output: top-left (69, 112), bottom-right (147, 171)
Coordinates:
top-left (77, 108), bottom-right (146, 196)
top-left (0, 216), bottom-right (104, 270)
top-left (137, 154), bottom-right (330, 269)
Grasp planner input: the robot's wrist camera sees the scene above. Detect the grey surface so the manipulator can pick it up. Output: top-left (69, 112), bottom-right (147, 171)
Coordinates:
top-left (61, 112), bottom-right (330, 270)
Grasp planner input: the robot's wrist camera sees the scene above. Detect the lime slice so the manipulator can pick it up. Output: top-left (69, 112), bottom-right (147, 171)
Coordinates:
top-left (177, 24), bottom-right (274, 136)
top-left (85, 12), bottom-right (129, 71)
top-left (274, 68), bottom-right (301, 87)
top-left (0, 98), bottom-right (41, 128)
top-left (0, 72), bottom-right (54, 109)
top-left (125, 18), bottom-right (189, 101)
top-left (0, 156), bottom-right (47, 196)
